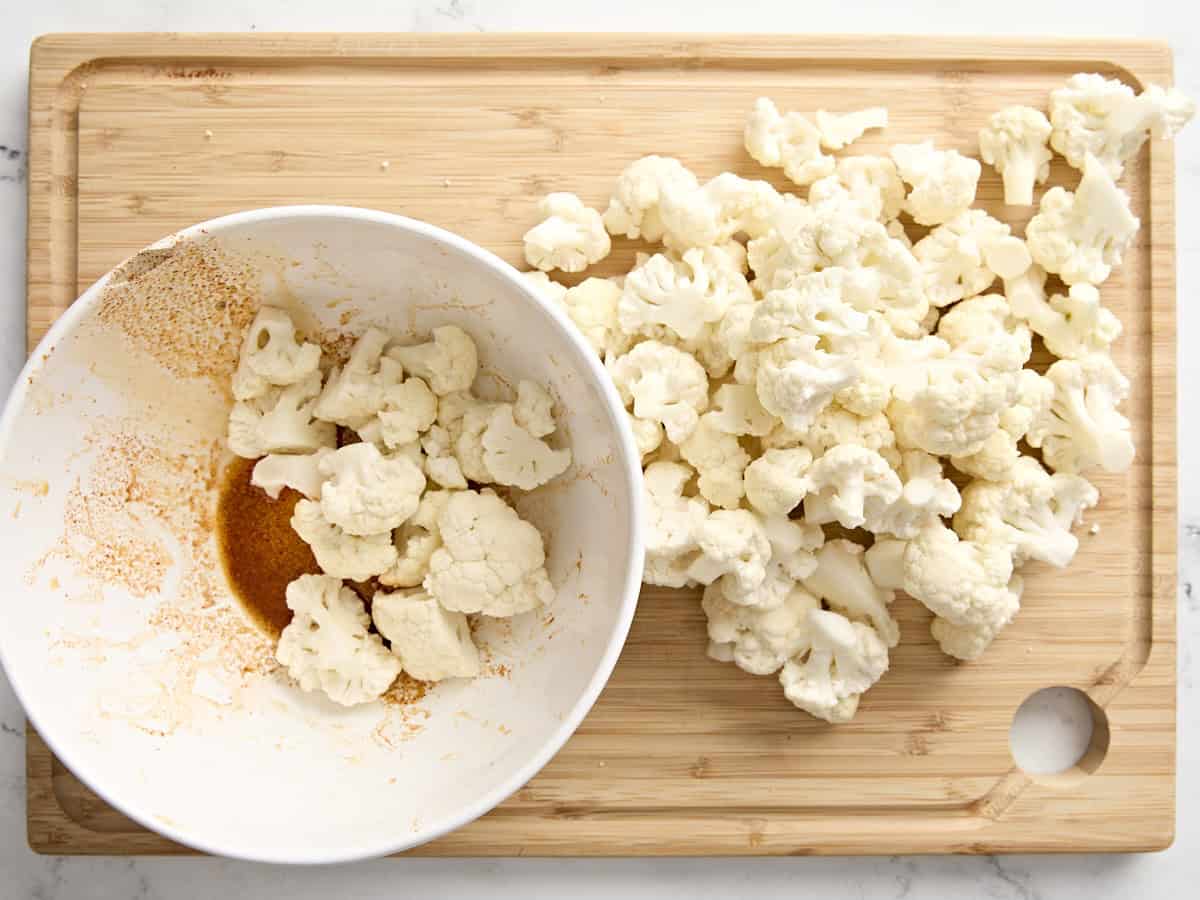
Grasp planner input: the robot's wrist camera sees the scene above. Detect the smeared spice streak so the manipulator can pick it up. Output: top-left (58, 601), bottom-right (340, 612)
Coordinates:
top-left (216, 457), bottom-right (319, 637)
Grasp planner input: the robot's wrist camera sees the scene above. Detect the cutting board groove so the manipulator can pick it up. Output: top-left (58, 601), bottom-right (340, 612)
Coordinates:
top-left (25, 33), bottom-right (1177, 856)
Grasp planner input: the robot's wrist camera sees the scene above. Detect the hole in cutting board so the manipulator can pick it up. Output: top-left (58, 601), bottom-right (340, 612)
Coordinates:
top-left (1009, 687), bottom-right (1110, 782)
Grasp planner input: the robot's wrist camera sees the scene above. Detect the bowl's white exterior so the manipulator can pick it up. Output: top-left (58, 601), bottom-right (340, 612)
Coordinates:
top-left (0, 207), bottom-right (643, 864)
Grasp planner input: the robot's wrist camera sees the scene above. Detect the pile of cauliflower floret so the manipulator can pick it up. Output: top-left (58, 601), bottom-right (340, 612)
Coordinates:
top-left (519, 74), bottom-right (1193, 723)
top-left (226, 310), bottom-right (571, 706)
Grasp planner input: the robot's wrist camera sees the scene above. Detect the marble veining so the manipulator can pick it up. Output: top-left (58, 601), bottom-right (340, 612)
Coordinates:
top-left (0, 1), bottom-right (1196, 897)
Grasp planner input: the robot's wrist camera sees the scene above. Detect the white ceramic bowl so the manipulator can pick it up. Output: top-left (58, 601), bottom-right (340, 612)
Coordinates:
top-left (0, 206), bottom-right (643, 863)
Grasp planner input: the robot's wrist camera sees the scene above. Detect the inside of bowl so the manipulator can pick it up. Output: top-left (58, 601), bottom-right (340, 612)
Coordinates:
top-left (0, 210), bottom-right (638, 861)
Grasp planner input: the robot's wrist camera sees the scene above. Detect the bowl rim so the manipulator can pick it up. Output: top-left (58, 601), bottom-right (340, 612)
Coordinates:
top-left (0, 204), bottom-right (645, 865)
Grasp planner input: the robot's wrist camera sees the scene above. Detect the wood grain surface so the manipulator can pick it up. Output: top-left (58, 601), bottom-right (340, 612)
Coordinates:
top-left (24, 33), bottom-right (1177, 856)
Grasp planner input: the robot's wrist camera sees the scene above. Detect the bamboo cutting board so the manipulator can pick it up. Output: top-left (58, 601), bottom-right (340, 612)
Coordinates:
top-left (25, 34), bottom-right (1177, 855)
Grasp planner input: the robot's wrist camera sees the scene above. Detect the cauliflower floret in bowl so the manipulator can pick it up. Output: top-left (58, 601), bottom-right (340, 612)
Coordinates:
top-left (0, 206), bottom-right (643, 864)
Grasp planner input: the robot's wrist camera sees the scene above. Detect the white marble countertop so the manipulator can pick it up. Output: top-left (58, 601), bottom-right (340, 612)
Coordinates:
top-left (0, 1), bottom-right (1196, 897)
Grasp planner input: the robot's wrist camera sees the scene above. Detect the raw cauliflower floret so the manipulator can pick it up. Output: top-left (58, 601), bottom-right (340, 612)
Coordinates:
top-left (291, 499), bottom-right (398, 581)
top-left (312, 328), bottom-right (401, 428)
top-left (630, 415), bottom-right (665, 459)
top-left (481, 405), bottom-right (572, 490)
top-left (955, 456), bottom-right (1099, 568)
top-left (778, 608), bottom-right (890, 723)
top-left (835, 329), bottom-right (951, 419)
top-left (803, 444), bottom-right (903, 531)
top-left (763, 514), bottom-right (826, 581)
top-left (363, 377), bottom-right (438, 448)
top-left (523, 191), bottom-right (611, 273)
top-left (424, 489), bottom-right (553, 617)
top-left (659, 173), bottom-right (784, 247)
top-left (889, 141), bottom-right (981, 226)
top-left (687, 509), bottom-right (771, 594)
top-left (977, 106), bottom-right (1053, 206)
top-left (1025, 152), bottom-right (1139, 286)
top-left (900, 523), bottom-right (1022, 661)
top-left (1004, 265), bottom-right (1121, 360)
top-left (913, 210), bottom-right (1031, 308)
top-left (231, 307), bottom-right (322, 401)
top-left (251, 447), bottom-right (332, 499)
top-left (642, 461), bottom-right (711, 588)
top-left (562, 277), bottom-right (624, 357)
top-left (1049, 73), bottom-right (1196, 178)
top-left (703, 580), bottom-right (821, 675)
top-left (834, 155), bottom-right (906, 222)
top-left (707, 383), bottom-right (776, 438)
top-left (603, 155), bottom-right (700, 242)
top-left (420, 425), bottom-right (468, 489)
top-left (619, 247), bottom-right (752, 342)
top-left (380, 490), bottom-right (454, 588)
top-left (1026, 354), bottom-right (1135, 474)
top-left (389, 325), bottom-right (479, 396)
top-left (275, 574), bottom-right (401, 706)
top-left (949, 368), bottom-right (1053, 482)
top-left (610, 341), bottom-right (709, 444)
top-left (872, 450), bottom-right (962, 539)
top-left (453, 398), bottom-right (503, 483)
top-left (936, 293), bottom-right (1032, 372)
top-left (815, 107), bottom-right (888, 150)
top-left (779, 403), bottom-right (900, 468)
top-left (521, 270), bottom-right (568, 306)
top-left (749, 270), bottom-right (870, 347)
top-left (743, 447), bottom-right (813, 517)
top-left (744, 97), bottom-right (835, 186)
top-left (372, 588), bottom-right (480, 682)
top-left (755, 336), bottom-right (859, 433)
top-left (802, 539), bottom-right (900, 647)
top-left (317, 442), bottom-right (425, 536)
top-left (679, 413), bottom-right (751, 510)
top-left (228, 371), bottom-right (336, 459)
top-left (513, 380), bottom-right (557, 438)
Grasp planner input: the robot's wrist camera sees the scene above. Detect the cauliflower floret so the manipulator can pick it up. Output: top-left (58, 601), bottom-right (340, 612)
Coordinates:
top-left (888, 360), bottom-right (1011, 458)
top-left (687, 509), bottom-right (771, 594)
top-left (642, 461), bottom-right (711, 588)
top-left (706, 383), bottom-right (776, 437)
top-left (948, 429), bottom-right (1020, 483)
top-left (834, 155), bottom-right (906, 222)
top-left (619, 247), bottom-right (752, 342)
top-left (913, 210), bottom-right (1031, 308)
top-left (251, 447), bottom-right (332, 499)
top-left (603, 155), bottom-right (700, 242)
top-left (629, 415), bottom-right (665, 459)
top-left (679, 412), bottom-right (751, 510)
top-left (780, 403), bottom-right (900, 468)
top-left (228, 371), bottom-right (336, 458)
top-left (291, 499), bottom-right (398, 582)
top-left (481, 405), bottom-right (572, 490)
top-left (890, 141), bottom-right (981, 226)
top-left (380, 490), bottom-right (454, 588)
top-left (317, 442), bottom-right (425, 536)
top-left (936, 293), bottom-right (1032, 373)
top-left (513, 380), bottom-right (557, 438)
top-left (872, 450), bottom-right (962, 539)
top-left (778, 608), bottom-right (890, 723)
top-left (1004, 265), bottom-right (1121, 360)
top-left (755, 336), bottom-right (859, 433)
top-left (763, 514), bottom-right (826, 580)
top-left (562, 277), bottom-right (624, 357)
top-left (523, 191), bottom-right (611, 273)
top-left (1025, 152), bottom-right (1139, 286)
top-left (802, 539), bottom-right (900, 647)
top-left (977, 106), bottom-right (1053, 206)
top-left (802, 444), bottom-right (903, 531)
top-left (949, 368), bottom-right (1052, 482)
top-left (521, 270), bottom-right (568, 306)
top-left (311, 328), bottom-right (401, 428)
top-left (231, 307), bottom-right (322, 401)
top-left (743, 447), bottom-right (813, 517)
top-left (453, 398), bottom-right (502, 483)
top-left (835, 329), bottom-right (951, 419)
top-left (703, 580), bottom-right (821, 675)
top-left (901, 523), bottom-right (1022, 661)
top-left (744, 97), bottom-right (835, 186)
top-left (1049, 73), bottom-right (1196, 178)
top-left (815, 107), bottom-right (888, 150)
top-left (1026, 354), bottom-right (1135, 474)
top-left (424, 490), bottom-right (553, 617)
top-left (389, 325), bottom-right (479, 396)
top-left (659, 173), bottom-right (784, 248)
top-left (372, 588), bottom-right (480, 681)
top-left (610, 341), bottom-right (709, 444)
top-left (275, 574), bottom-right (401, 706)
top-left (955, 456), bottom-right (1098, 568)
top-left (420, 425), bottom-right (468, 490)
top-left (365, 377), bottom-right (437, 448)
top-left (748, 270), bottom-right (870, 347)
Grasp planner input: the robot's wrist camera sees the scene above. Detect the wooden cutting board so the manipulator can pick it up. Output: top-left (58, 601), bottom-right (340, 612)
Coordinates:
top-left (25, 33), bottom-right (1178, 855)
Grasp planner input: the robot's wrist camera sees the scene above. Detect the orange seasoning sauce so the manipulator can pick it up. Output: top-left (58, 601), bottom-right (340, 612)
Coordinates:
top-left (216, 456), bottom-right (320, 637)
